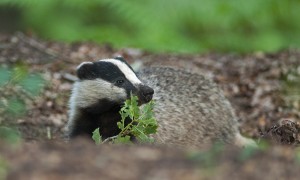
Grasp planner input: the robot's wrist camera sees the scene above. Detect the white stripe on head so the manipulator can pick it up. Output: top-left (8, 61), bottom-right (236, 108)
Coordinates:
top-left (100, 59), bottom-right (142, 84)
top-left (76, 61), bottom-right (93, 70)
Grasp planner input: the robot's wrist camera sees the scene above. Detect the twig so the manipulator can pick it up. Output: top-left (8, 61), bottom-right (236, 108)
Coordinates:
top-left (47, 126), bottom-right (52, 140)
top-left (16, 32), bottom-right (59, 58)
top-left (62, 73), bottom-right (77, 82)
top-left (102, 135), bottom-right (118, 144)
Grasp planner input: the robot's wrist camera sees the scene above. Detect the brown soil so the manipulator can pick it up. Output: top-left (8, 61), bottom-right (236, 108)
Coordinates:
top-left (1, 32), bottom-right (300, 179)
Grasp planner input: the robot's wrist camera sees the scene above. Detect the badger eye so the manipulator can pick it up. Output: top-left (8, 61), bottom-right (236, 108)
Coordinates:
top-left (116, 79), bottom-right (125, 85)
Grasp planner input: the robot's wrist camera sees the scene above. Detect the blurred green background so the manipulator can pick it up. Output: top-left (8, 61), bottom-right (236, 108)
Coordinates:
top-left (0, 0), bottom-right (300, 53)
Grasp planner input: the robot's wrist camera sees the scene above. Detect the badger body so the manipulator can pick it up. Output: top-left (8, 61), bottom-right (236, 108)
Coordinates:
top-left (138, 67), bottom-right (254, 148)
top-left (67, 57), bottom-right (255, 148)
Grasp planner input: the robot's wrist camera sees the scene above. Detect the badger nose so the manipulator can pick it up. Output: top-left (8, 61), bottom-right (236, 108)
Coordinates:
top-left (140, 85), bottom-right (154, 103)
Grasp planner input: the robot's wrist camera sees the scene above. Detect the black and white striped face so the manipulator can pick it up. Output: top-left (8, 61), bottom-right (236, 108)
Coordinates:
top-left (72, 57), bottom-right (154, 108)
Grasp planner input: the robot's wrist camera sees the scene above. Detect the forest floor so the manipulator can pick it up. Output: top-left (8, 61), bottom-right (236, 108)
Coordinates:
top-left (1, 32), bottom-right (300, 179)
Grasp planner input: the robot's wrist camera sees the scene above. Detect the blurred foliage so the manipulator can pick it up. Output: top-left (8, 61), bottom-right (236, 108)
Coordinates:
top-left (0, 67), bottom-right (11, 87)
top-left (19, 74), bottom-right (45, 96)
top-left (187, 142), bottom-right (224, 168)
top-left (281, 67), bottom-right (300, 110)
top-left (5, 97), bottom-right (26, 117)
top-left (238, 146), bottom-right (259, 162)
top-left (0, 0), bottom-right (300, 53)
top-left (0, 156), bottom-right (8, 180)
top-left (0, 65), bottom-right (45, 143)
top-left (0, 126), bottom-right (21, 144)
top-left (296, 150), bottom-right (300, 165)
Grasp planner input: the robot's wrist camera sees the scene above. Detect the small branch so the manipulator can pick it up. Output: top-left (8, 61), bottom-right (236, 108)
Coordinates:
top-left (16, 32), bottom-right (59, 58)
top-left (62, 73), bottom-right (77, 82)
top-left (102, 135), bottom-right (118, 144)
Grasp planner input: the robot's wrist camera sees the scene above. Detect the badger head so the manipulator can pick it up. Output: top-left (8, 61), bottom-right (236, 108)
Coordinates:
top-left (71, 56), bottom-right (154, 110)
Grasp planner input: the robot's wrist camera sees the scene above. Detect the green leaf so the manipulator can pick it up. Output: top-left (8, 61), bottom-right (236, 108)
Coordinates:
top-left (92, 128), bottom-right (102, 145)
top-left (11, 64), bottom-right (28, 83)
top-left (129, 95), bottom-right (139, 119)
top-left (117, 122), bottom-right (123, 130)
top-left (135, 123), bottom-right (145, 132)
top-left (139, 102), bottom-right (155, 121)
top-left (19, 73), bottom-right (45, 96)
top-left (139, 118), bottom-right (157, 125)
top-left (133, 126), bottom-right (149, 142)
top-left (0, 126), bottom-right (21, 144)
top-left (0, 67), bottom-right (11, 87)
top-left (113, 135), bottom-right (131, 144)
top-left (144, 124), bottom-right (158, 135)
top-left (6, 97), bottom-right (26, 117)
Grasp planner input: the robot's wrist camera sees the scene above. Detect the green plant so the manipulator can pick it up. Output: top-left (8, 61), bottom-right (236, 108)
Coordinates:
top-left (92, 95), bottom-right (158, 145)
top-left (92, 128), bottom-right (102, 145)
top-left (0, 64), bottom-right (46, 143)
top-left (0, 126), bottom-right (21, 144)
top-left (0, 65), bottom-right (45, 118)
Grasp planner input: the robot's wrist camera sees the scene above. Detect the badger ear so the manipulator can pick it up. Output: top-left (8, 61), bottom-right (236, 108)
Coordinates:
top-left (76, 62), bottom-right (97, 80)
top-left (114, 56), bottom-right (126, 62)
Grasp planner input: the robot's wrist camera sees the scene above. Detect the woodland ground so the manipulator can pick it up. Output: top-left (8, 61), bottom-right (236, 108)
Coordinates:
top-left (0, 33), bottom-right (300, 179)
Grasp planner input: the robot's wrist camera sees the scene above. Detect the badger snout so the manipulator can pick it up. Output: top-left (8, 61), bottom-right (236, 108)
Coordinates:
top-left (138, 85), bottom-right (154, 104)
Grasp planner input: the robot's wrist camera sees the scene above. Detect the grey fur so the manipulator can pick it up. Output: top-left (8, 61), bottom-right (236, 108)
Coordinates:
top-left (138, 67), bottom-right (256, 148)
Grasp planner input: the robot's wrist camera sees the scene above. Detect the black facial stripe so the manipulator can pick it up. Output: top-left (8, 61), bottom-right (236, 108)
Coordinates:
top-left (98, 61), bottom-right (138, 95)
top-left (123, 81), bottom-right (137, 97)
top-left (98, 62), bottom-right (126, 82)
top-left (77, 60), bottom-right (139, 94)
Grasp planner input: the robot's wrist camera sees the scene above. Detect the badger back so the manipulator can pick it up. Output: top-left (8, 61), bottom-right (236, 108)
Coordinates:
top-left (137, 67), bottom-right (241, 148)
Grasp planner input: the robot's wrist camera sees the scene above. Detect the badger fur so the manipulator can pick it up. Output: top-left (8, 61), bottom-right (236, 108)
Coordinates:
top-left (67, 57), bottom-right (256, 148)
top-left (138, 67), bottom-right (256, 148)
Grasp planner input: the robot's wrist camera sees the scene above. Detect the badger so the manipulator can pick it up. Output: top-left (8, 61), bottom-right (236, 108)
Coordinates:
top-left (66, 57), bottom-right (256, 148)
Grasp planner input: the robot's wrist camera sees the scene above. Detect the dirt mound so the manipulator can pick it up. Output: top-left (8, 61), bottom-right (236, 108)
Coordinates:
top-left (1, 139), bottom-right (300, 180)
